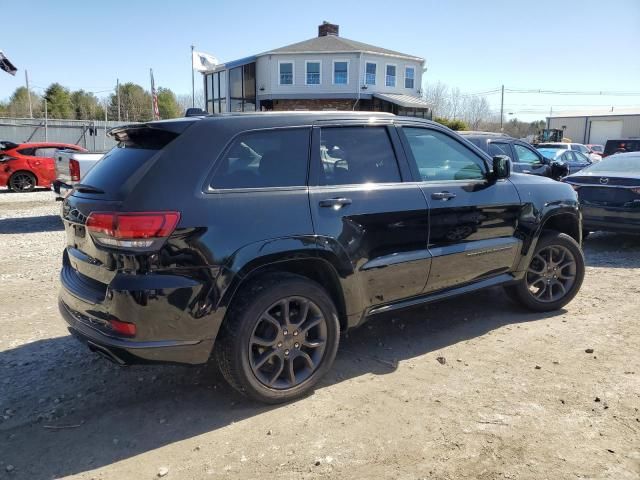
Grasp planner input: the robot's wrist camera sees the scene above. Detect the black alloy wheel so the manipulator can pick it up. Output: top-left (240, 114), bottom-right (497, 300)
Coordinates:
top-left (216, 273), bottom-right (340, 403)
top-left (526, 245), bottom-right (577, 303)
top-left (249, 296), bottom-right (327, 389)
top-left (506, 231), bottom-right (585, 312)
top-left (9, 172), bottom-right (36, 192)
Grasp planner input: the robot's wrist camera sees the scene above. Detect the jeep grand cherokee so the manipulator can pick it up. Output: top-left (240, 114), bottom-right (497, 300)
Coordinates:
top-left (59, 112), bottom-right (584, 403)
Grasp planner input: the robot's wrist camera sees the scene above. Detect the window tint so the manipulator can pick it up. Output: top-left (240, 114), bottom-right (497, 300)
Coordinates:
top-left (513, 144), bottom-right (541, 164)
top-left (17, 148), bottom-right (35, 156)
top-left (319, 127), bottom-right (401, 185)
top-left (211, 129), bottom-right (309, 189)
top-left (404, 128), bottom-right (485, 181)
top-left (35, 148), bottom-right (59, 158)
top-left (488, 142), bottom-right (512, 158)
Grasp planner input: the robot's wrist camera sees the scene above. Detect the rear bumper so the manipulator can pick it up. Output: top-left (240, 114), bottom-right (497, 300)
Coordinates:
top-left (59, 299), bottom-right (214, 365)
top-left (58, 257), bottom-right (221, 365)
top-left (582, 205), bottom-right (640, 234)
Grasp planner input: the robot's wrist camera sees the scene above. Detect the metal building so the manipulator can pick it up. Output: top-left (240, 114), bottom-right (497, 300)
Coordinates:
top-left (547, 108), bottom-right (640, 145)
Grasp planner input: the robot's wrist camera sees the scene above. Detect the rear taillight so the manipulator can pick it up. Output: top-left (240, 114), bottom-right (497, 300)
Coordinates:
top-left (69, 159), bottom-right (81, 181)
top-left (86, 211), bottom-right (180, 249)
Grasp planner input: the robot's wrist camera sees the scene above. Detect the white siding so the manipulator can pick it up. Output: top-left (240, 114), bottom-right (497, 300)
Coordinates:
top-left (256, 53), bottom-right (424, 97)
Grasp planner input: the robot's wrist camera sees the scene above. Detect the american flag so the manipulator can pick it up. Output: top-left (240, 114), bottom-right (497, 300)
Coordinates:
top-left (150, 69), bottom-right (160, 120)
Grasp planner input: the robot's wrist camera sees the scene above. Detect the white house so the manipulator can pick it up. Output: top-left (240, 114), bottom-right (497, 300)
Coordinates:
top-left (203, 22), bottom-right (430, 117)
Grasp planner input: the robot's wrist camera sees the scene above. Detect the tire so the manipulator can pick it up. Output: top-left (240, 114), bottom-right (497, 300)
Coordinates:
top-left (506, 231), bottom-right (585, 312)
top-left (215, 273), bottom-right (340, 404)
top-left (9, 171), bottom-right (36, 193)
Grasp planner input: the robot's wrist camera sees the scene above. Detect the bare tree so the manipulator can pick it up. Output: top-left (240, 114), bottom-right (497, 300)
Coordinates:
top-left (177, 89), bottom-right (205, 113)
top-left (423, 81), bottom-right (450, 118)
top-left (461, 95), bottom-right (492, 130)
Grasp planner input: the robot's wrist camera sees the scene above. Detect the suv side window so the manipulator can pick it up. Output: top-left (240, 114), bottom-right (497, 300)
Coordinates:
top-left (403, 127), bottom-right (485, 181)
top-left (318, 126), bottom-right (401, 185)
top-left (210, 128), bottom-right (310, 189)
top-left (513, 144), bottom-right (541, 164)
top-left (488, 142), bottom-right (512, 158)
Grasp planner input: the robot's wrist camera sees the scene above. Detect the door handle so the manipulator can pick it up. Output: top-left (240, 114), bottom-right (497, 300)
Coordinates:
top-left (431, 191), bottom-right (456, 200)
top-left (319, 197), bottom-right (352, 208)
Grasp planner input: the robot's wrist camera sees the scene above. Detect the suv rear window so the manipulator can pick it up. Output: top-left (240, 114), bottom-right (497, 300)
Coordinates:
top-left (79, 126), bottom-right (179, 196)
top-left (604, 140), bottom-right (640, 155)
top-left (210, 128), bottom-right (310, 189)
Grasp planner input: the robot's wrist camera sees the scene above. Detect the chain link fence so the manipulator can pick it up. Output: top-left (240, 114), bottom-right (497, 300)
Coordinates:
top-left (0, 117), bottom-right (127, 152)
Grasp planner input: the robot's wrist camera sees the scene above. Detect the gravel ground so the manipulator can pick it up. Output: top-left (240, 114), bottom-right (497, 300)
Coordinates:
top-left (0, 188), bottom-right (639, 480)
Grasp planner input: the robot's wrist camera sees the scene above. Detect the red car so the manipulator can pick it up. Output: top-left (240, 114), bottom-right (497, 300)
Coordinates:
top-left (0, 141), bottom-right (86, 192)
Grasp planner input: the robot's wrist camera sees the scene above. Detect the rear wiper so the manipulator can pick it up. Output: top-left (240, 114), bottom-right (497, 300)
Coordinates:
top-left (74, 183), bottom-right (105, 194)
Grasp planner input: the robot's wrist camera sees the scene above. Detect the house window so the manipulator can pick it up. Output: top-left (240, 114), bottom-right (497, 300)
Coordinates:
top-left (333, 61), bottom-right (348, 85)
top-left (228, 64), bottom-right (256, 112)
top-left (365, 62), bottom-right (376, 85)
top-left (386, 65), bottom-right (396, 87)
top-left (306, 61), bottom-right (321, 85)
top-left (205, 71), bottom-right (227, 113)
top-left (279, 62), bottom-right (293, 85)
top-left (405, 67), bottom-right (415, 89)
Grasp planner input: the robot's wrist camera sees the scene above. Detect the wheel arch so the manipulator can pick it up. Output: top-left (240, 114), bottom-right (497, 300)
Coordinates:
top-left (9, 169), bottom-right (38, 187)
top-left (216, 238), bottom-right (363, 333)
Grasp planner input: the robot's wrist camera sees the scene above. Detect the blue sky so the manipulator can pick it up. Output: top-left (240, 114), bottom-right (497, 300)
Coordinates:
top-left (1, 0), bottom-right (639, 120)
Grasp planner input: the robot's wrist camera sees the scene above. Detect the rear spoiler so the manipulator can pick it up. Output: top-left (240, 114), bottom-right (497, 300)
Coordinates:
top-left (0, 141), bottom-right (19, 150)
top-left (108, 119), bottom-right (202, 148)
top-left (108, 118), bottom-right (201, 141)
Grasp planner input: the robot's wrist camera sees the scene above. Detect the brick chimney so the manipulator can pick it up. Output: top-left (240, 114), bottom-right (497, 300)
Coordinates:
top-left (318, 21), bottom-right (339, 37)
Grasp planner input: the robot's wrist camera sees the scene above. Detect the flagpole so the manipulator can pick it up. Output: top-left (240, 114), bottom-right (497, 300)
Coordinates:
top-left (191, 45), bottom-right (195, 108)
top-left (150, 68), bottom-right (154, 118)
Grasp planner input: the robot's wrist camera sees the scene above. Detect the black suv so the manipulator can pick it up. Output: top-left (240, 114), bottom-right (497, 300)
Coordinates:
top-left (459, 131), bottom-right (568, 179)
top-left (59, 113), bottom-right (585, 403)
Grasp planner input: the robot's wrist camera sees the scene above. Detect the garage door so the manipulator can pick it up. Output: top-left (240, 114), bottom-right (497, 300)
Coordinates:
top-left (589, 120), bottom-right (623, 145)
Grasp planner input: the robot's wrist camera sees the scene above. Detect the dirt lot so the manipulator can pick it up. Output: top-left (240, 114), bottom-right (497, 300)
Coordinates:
top-left (0, 188), bottom-right (638, 480)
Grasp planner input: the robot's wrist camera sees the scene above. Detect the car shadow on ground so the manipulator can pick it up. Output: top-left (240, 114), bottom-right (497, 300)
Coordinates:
top-left (0, 215), bottom-right (63, 234)
top-left (583, 232), bottom-right (640, 268)
top-left (0, 288), bottom-right (564, 479)
top-left (0, 187), bottom-right (50, 195)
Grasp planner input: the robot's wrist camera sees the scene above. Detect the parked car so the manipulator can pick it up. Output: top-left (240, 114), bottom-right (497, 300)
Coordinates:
top-left (53, 149), bottom-right (105, 200)
top-left (0, 141), bottom-right (86, 192)
top-left (537, 142), bottom-right (602, 163)
top-left (537, 148), bottom-right (593, 175)
top-left (563, 152), bottom-right (640, 235)
top-left (459, 132), bottom-right (568, 179)
top-left (586, 144), bottom-right (604, 156)
top-left (58, 113), bottom-right (585, 403)
top-left (603, 139), bottom-right (640, 158)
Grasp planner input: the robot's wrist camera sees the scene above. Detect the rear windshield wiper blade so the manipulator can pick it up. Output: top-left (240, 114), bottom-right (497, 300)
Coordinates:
top-left (74, 183), bottom-right (105, 194)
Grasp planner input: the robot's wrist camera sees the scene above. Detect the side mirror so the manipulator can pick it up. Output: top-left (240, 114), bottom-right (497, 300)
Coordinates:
top-left (492, 155), bottom-right (511, 180)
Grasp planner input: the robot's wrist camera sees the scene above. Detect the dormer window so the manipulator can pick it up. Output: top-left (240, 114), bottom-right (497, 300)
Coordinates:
top-left (405, 67), bottom-right (415, 89)
top-left (306, 61), bottom-right (321, 85)
top-left (385, 65), bottom-right (396, 87)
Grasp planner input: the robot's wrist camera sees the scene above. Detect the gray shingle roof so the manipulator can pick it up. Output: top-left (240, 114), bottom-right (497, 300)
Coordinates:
top-left (258, 35), bottom-right (424, 62)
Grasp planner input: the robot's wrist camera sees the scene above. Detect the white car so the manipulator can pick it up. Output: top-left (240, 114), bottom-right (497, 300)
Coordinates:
top-left (537, 142), bottom-right (602, 163)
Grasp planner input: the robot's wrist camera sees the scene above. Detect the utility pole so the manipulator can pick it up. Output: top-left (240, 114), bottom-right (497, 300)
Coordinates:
top-left (116, 78), bottom-right (121, 121)
top-left (44, 99), bottom-right (48, 141)
top-left (191, 45), bottom-right (195, 108)
top-left (25, 70), bottom-right (33, 118)
top-left (500, 84), bottom-right (504, 132)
